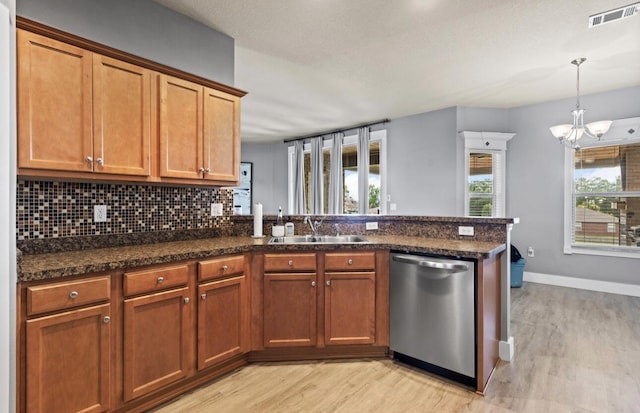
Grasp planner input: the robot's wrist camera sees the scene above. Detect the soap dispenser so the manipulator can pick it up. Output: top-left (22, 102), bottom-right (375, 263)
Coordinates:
top-left (285, 216), bottom-right (294, 236)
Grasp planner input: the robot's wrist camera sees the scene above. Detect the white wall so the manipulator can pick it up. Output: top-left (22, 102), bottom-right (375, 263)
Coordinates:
top-left (1, 0), bottom-right (16, 411)
top-left (507, 86), bottom-right (640, 285)
top-left (17, 0), bottom-right (235, 86)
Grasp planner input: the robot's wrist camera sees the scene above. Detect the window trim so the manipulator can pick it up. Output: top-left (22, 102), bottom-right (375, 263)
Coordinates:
top-left (287, 129), bottom-right (387, 215)
top-left (563, 117), bottom-right (640, 258)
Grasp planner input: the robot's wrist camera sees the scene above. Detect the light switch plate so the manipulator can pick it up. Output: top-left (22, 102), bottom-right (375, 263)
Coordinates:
top-left (458, 226), bottom-right (474, 236)
top-left (211, 203), bottom-right (223, 216)
top-left (94, 205), bottom-right (107, 223)
top-left (365, 222), bottom-right (378, 230)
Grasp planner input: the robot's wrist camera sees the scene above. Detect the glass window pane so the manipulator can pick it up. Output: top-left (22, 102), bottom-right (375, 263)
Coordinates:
top-left (368, 141), bottom-right (380, 214)
top-left (303, 153), bottom-right (311, 214)
top-left (342, 145), bottom-right (358, 213)
top-left (468, 152), bottom-right (494, 216)
top-left (574, 196), bottom-right (640, 247)
top-left (469, 195), bottom-right (493, 216)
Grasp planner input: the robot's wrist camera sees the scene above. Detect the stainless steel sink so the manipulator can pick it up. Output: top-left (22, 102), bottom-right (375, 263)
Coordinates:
top-left (268, 235), bottom-right (369, 244)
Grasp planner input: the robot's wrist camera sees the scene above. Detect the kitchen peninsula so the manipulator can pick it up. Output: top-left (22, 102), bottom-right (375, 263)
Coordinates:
top-left (16, 215), bottom-right (515, 413)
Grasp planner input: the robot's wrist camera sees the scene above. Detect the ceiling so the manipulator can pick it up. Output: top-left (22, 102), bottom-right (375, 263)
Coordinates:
top-left (152, 0), bottom-right (640, 142)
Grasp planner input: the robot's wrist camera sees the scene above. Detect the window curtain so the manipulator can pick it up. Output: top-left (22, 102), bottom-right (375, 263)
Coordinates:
top-left (328, 133), bottom-right (344, 214)
top-left (357, 127), bottom-right (370, 214)
top-left (293, 140), bottom-right (306, 214)
top-left (310, 137), bottom-right (323, 214)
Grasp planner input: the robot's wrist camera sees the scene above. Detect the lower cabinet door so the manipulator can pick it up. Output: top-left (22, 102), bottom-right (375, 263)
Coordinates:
top-left (123, 287), bottom-right (191, 401)
top-left (197, 275), bottom-right (248, 370)
top-left (263, 273), bottom-right (317, 348)
top-left (324, 272), bottom-right (376, 345)
top-left (26, 303), bottom-right (111, 413)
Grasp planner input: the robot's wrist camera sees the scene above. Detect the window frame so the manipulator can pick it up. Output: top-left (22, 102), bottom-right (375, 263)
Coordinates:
top-left (287, 129), bottom-right (387, 215)
top-left (460, 132), bottom-right (514, 218)
top-left (563, 117), bottom-right (640, 258)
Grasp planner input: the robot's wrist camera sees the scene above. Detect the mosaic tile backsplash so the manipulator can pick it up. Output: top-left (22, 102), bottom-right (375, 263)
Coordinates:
top-left (17, 180), bottom-right (234, 240)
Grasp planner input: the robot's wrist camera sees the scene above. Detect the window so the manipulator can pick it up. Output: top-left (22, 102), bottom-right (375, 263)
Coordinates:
top-left (565, 132), bottom-right (640, 256)
top-left (288, 130), bottom-right (386, 215)
top-left (460, 132), bottom-right (514, 217)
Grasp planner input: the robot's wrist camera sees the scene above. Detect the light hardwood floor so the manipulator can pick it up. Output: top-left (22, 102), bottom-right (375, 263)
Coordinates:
top-left (152, 283), bottom-right (640, 412)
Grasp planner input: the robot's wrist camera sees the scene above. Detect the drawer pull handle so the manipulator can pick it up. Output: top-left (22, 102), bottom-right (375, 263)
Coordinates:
top-left (348, 259), bottom-right (353, 265)
top-left (288, 260), bottom-right (293, 266)
top-left (103, 316), bottom-right (110, 324)
top-left (69, 291), bottom-right (79, 299)
top-left (184, 297), bottom-right (190, 304)
top-left (326, 280), bottom-right (331, 286)
top-left (157, 276), bottom-right (164, 284)
top-left (201, 294), bottom-right (207, 300)
top-left (222, 265), bottom-right (228, 271)
top-left (311, 281), bottom-right (316, 287)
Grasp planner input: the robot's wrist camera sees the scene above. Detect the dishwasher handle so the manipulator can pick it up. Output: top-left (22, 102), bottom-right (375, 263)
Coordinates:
top-left (392, 255), bottom-right (469, 273)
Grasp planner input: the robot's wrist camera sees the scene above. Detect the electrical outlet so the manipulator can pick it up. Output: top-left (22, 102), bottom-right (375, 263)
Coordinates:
top-left (94, 205), bottom-right (107, 223)
top-left (365, 222), bottom-right (378, 230)
top-left (211, 203), bottom-right (223, 217)
top-left (458, 226), bottom-right (474, 236)
top-left (390, 203), bottom-right (397, 211)
top-left (527, 246), bottom-right (535, 257)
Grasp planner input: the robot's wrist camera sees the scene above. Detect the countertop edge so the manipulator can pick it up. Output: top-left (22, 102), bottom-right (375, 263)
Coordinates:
top-left (18, 236), bottom-right (507, 282)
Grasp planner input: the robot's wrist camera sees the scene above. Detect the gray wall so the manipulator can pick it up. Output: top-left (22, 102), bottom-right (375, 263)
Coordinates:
top-left (17, 0), bottom-right (234, 86)
top-left (387, 107), bottom-right (460, 215)
top-left (241, 142), bottom-right (289, 215)
top-left (507, 86), bottom-right (640, 285)
top-left (244, 87), bottom-right (639, 285)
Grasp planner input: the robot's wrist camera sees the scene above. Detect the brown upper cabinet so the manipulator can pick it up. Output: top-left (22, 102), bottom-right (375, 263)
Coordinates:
top-left (159, 75), bottom-right (240, 183)
top-left (18, 30), bottom-right (151, 177)
top-left (16, 22), bottom-right (244, 186)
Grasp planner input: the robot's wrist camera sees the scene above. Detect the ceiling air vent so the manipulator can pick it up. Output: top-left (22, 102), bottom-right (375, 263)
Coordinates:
top-left (589, 2), bottom-right (640, 28)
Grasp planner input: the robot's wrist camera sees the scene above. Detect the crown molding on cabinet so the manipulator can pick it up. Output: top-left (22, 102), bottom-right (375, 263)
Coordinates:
top-left (16, 16), bottom-right (247, 98)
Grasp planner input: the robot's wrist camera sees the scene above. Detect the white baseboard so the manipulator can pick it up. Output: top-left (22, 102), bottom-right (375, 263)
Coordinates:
top-left (523, 271), bottom-right (640, 297)
top-left (499, 336), bottom-right (514, 362)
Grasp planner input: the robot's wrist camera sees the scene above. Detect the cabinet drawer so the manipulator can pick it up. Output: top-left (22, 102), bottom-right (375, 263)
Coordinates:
top-left (124, 264), bottom-right (189, 297)
top-left (264, 253), bottom-right (316, 272)
top-left (26, 276), bottom-right (111, 316)
top-left (325, 252), bottom-right (376, 271)
top-left (198, 255), bottom-right (245, 281)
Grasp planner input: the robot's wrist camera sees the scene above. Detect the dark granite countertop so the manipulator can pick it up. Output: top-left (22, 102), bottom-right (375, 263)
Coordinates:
top-left (18, 235), bottom-right (506, 283)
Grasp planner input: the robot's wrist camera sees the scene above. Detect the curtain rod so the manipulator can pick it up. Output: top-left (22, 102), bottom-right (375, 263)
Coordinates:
top-left (283, 119), bottom-right (389, 144)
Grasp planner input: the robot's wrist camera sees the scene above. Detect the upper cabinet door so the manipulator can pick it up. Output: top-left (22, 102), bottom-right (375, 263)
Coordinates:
top-left (158, 74), bottom-right (203, 180)
top-left (17, 29), bottom-right (93, 172)
top-left (93, 55), bottom-right (151, 176)
top-left (203, 88), bottom-right (240, 183)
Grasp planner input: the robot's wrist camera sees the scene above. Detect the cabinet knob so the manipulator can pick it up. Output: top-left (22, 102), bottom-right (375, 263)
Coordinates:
top-left (201, 293), bottom-right (207, 300)
top-left (103, 316), bottom-right (110, 324)
top-left (311, 281), bottom-right (316, 287)
top-left (199, 167), bottom-right (205, 173)
top-left (157, 276), bottom-right (164, 284)
top-left (288, 260), bottom-right (293, 266)
top-left (326, 280), bottom-right (331, 286)
top-left (348, 259), bottom-right (353, 265)
top-left (96, 157), bottom-right (104, 165)
top-left (204, 167), bottom-right (211, 174)
top-left (184, 297), bottom-right (190, 304)
top-left (85, 156), bottom-right (93, 165)
top-left (69, 291), bottom-right (79, 299)
top-left (222, 265), bottom-right (228, 271)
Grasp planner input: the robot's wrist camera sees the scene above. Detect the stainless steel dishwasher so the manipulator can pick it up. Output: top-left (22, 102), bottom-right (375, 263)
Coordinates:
top-left (390, 252), bottom-right (476, 387)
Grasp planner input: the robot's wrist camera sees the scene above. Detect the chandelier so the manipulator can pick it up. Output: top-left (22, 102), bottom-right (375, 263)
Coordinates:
top-left (549, 58), bottom-right (612, 149)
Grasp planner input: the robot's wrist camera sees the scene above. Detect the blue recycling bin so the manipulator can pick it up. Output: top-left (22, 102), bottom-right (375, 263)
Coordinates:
top-left (511, 258), bottom-right (526, 288)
